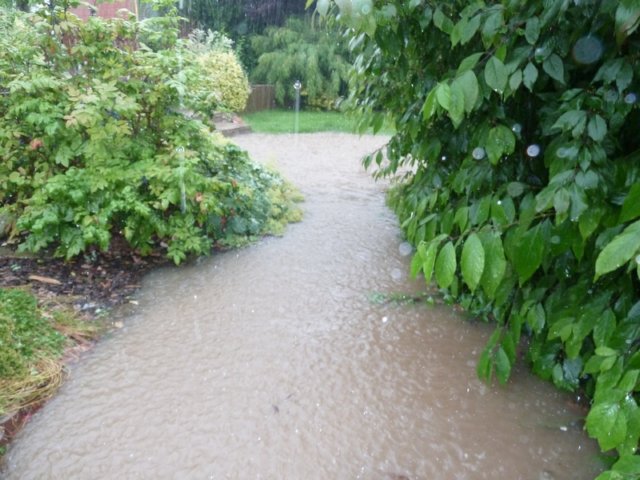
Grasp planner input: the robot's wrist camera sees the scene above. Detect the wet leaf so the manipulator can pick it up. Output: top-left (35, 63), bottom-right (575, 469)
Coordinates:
top-left (461, 233), bottom-right (485, 292)
top-left (523, 62), bottom-right (538, 90)
top-left (525, 17), bottom-right (540, 44)
top-left (595, 220), bottom-right (640, 280)
top-left (435, 241), bottom-right (456, 289)
top-left (452, 70), bottom-right (479, 113)
top-left (478, 233), bottom-right (506, 300)
top-left (486, 125), bottom-right (516, 164)
top-left (513, 224), bottom-right (545, 284)
top-left (586, 401), bottom-right (627, 451)
top-left (494, 346), bottom-right (511, 384)
top-left (620, 183), bottom-right (640, 223)
top-left (588, 115), bottom-right (607, 142)
top-left (543, 54), bottom-right (564, 83)
top-left (484, 56), bottom-right (508, 93)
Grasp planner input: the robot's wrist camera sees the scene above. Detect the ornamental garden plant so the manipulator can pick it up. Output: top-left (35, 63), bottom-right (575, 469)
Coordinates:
top-left (0, 4), bottom-right (301, 265)
top-left (312, 0), bottom-right (640, 477)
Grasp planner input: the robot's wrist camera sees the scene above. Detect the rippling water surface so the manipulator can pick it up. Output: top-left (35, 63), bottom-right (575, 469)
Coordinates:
top-left (4, 134), bottom-right (602, 479)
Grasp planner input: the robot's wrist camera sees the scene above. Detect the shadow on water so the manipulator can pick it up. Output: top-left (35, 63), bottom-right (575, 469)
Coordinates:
top-left (4, 134), bottom-right (602, 479)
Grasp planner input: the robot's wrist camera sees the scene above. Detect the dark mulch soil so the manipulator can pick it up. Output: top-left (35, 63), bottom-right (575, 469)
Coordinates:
top-left (0, 235), bottom-right (169, 311)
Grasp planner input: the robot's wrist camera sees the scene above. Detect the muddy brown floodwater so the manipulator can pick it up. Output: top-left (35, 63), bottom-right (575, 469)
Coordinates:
top-left (4, 133), bottom-right (603, 479)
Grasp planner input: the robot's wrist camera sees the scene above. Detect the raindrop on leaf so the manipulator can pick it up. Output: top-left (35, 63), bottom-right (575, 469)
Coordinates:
top-left (472, 147), bottom-right (486, 160)
top-left (572, 35), bottom-right (603, 65)
top-left (526, 144), bottom-right (541, 157)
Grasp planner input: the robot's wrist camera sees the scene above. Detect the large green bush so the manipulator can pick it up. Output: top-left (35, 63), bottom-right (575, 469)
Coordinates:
top-left (315, 0), bottom-right (640, 477)
top-left (250, 16), bottom-right (351, 109)
top-left (0, 6), bottom-right (300, 264)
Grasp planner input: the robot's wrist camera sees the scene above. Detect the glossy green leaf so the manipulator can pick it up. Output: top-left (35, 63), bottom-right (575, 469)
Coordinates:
top-left (593, 310), bottom-right (616, 348)
top-left (513, 224), bottom-right (545, 284)
top-left (588, 115), bottom-right (607, 142)
top-left (478, 233), bottom-right (506, 300)
top-left (620, 183), bottom-right (640, 223)
top-left (422, 87), bottom-right (438, 121)
top-left (509, 69), bottom-right (522, 92)
top-left (484, 56), bottom-right (508, 93)
top-left (586, 401), bottom-right (627, 451)
top-left (486, 125), bottom-right (516, 165)
top-left (526, 303), bottom-right (546, 334)
top-left (456, 52), bottom-right (483, 74)
top-left (461, 233), bottom-right (485, 292)
top-left (460, 15), bottom-right (481, 45)
top-left (421, 239), bottom-right (440, 284)
top-left (433, 8), bottom-right (453, 34)
top-left (448, 82), bottom-right (465, 127)
top-left (410, 250), bottom-right (424, 278)
top-left (543, 54), bottom-right (564, 83)
top-left (494, 346), bottom-right (511, 384)
top-left (452, 70), bottom-right (479, 113)
top-left (523, 62), bottom-right (538, 91)
top-left (435, 241), bottom-right (456, 289)
top-left (611, 455), bottom-right (640, 476)
top-left (436, 83), bottom-right (451, 110)
top-left (595, 220), bottom-right (640, 280)
top-left (525, 17), bottom-right (540, 44)
top-left (481, 9), bottom-right (503, 46)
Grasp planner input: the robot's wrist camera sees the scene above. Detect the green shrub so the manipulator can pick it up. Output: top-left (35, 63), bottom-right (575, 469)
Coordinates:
top-left (316, 0), bottom-right (640, 476)
top-left (0, 6), bottom-right (300, 264)
top-left (250, 16), bottom-right (350, 109)
top-left (187, 29), bottom-right (250, 113)
top-left (198, 51), bottom-right (250, 113)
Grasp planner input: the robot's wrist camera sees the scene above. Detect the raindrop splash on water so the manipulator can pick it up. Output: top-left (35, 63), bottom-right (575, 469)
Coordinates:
top-left (399, 242), bottom-right (413, 257)
top-left (527, 144), bottom-right (541, 158)
top-left (572, 35), bottom-right (603, 65)
top-left (472, 147), bottom-right (486, 160)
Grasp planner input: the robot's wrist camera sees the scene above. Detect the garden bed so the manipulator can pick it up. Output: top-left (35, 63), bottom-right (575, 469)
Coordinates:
top-left (0, 236), bottom-right (169, 460)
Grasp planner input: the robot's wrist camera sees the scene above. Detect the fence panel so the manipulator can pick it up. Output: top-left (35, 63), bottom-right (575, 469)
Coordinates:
top-left (244, 85), bottom-right (275, 113)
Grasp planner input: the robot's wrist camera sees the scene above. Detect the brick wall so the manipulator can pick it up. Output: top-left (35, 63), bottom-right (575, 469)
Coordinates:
top-left (71, 0), bottom-right (137, 21)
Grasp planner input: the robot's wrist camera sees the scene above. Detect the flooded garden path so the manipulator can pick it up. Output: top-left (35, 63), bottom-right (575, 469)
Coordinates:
top-left (4, 133), bottom-right (602, 479)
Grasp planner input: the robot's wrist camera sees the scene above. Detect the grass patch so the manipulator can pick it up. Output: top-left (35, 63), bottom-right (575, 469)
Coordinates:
top-left (242, 109), bottom-right (393, 134)
top-left (0, 288), bottom-right (101, 418)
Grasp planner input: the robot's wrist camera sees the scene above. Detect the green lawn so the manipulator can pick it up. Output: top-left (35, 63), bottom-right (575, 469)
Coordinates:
top-left (242, 109), bottom-right (393, 134)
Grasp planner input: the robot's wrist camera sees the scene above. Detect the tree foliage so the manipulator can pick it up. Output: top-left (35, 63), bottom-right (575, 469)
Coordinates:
top-left (0, 6), bottom-right (301, 264)
top-left (250, 16), bottom-right (351, 109)
top-left (314, 0), bottom-right (640, 476)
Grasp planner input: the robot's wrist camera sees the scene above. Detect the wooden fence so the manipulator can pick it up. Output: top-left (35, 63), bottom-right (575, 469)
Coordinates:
top-left (244, 85), bottom-right (275, 113)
